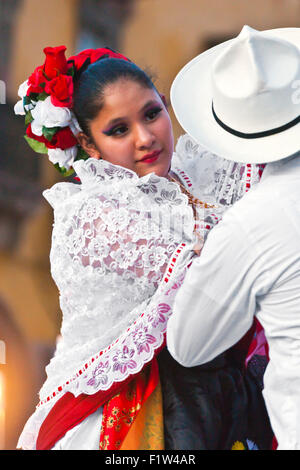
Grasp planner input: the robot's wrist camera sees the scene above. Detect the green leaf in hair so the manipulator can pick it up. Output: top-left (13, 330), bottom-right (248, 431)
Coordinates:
top-left (42, 126), bottom-right (59, 142)
top-left (24, 135), bottom-right (48, 154)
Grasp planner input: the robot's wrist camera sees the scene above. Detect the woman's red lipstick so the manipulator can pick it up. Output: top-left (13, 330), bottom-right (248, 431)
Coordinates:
top-left (139, 149), bottom-right (162, 163)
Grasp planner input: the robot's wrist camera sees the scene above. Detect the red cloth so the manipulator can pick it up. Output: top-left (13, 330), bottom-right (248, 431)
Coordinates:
top-left (36, 343), bottom-right (165, 450)
top-left (272, 436), bottom-right (278, 450)
top-left (99, 358), bottom-right (159, 450)
top-left (230, 317), bottom-right (269, 368)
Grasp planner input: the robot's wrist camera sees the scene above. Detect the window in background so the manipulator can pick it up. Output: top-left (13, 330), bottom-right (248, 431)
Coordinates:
top-left (76, 0), bottom-right (135, 52)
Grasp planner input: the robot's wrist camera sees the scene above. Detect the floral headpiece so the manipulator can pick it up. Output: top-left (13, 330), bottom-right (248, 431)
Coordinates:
top-left (14, 46), bottom-right (129, 176)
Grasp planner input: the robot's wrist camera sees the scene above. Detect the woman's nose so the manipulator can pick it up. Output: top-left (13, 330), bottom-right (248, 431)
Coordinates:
top-left (134, 124), bottom-right (155, 149)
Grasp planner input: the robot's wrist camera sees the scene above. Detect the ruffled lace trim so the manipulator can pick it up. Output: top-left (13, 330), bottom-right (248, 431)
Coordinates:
top-left (43, 157), bottom-right (194, 212)
top-left (43, 182), bottom-right (81, 209)
top-left (73, 158), bottom-right (138, 186)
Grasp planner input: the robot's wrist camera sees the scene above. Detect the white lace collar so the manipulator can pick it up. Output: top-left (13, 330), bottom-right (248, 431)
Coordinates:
top-left (43, 156), bottom-right (192, 212)
top-left (73, 157), bottom-right (141, 186)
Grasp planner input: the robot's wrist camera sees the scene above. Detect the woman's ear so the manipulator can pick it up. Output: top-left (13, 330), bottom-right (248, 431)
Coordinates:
top-left (160, 93), bottom-right (168, 110)
top-left (76, 132), bottom-right (101, 160)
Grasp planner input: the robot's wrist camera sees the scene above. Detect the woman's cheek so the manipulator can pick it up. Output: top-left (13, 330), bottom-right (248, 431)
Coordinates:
top-left (162, 116), bottom-right (174, 151)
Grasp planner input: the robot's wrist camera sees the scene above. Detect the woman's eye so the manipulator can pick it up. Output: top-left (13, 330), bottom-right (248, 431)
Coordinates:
top-left (145, 107), bottom-right (162, 121)
top-left (104, 125), bottom-right (128, 137)
top-left (113, 125), bottom-right (128, 136)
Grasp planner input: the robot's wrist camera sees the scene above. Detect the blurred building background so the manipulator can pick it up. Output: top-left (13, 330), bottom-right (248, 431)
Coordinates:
top-left (0, 0), bottom-right (299, 449)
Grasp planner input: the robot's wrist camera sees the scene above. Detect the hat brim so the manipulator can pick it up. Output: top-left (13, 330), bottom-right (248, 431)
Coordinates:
top-left (171, 28), bottom-right (300, 163)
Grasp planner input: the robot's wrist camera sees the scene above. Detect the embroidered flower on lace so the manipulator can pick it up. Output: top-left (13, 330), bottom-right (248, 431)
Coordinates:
top-left (131, 325), bottom-right (156, 354)
top-left (112, 345), bottom-right (137, 374)
top-left (87, 235), bottom-right (111, 261)
top-left (80, 197), bottom-right (104, 221)
top-left (110, 242), bottom-right (140, 270)
top-left (100, 206), bottom-right (133, 233)
top-left (86, 361), bottom-right (111, 388)
top-left (142, 245), bottom-right (168, 269)
top-left (147, 303), bottom-right (171, 328)
top-left (66, 226), bottom-right (86, 255)
top-left (127, 218), bottom-right (153, 242)
top-left (103, 165), bottom-right (135, 181)
top-left (138, 177), bottom-right (160, 194)
top-left (155, 189), bottom-right (184, 206)
top-left (184, 137), bottom-right (200, 158)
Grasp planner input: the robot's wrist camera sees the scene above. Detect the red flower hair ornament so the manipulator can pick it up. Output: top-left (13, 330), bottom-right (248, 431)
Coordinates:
top-left (14, 46), bottom-right (129, 176)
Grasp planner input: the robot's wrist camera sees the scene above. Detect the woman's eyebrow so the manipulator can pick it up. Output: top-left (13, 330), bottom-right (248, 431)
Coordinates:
top-left (104, 100), bottom-right (161, 130)
top-left (141, 99), bottom-right (160, 111)
top-left (105, 116), bottom-right (126, 127)
top-left (102, 115), bottom-right (127, 134)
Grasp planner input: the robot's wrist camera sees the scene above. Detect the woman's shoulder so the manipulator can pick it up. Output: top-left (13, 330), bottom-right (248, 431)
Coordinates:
top-left (42, 158), bottom-right (138, 211)
top-left (43, 181), bottom-right (82, 210)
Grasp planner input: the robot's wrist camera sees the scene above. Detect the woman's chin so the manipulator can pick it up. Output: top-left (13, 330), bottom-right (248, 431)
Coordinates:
top-left (137, 161), bottom-right (172, 178)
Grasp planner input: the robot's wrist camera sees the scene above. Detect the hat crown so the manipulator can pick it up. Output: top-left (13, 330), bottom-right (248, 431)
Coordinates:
top-left (212, 25), bottom-right (300, 133)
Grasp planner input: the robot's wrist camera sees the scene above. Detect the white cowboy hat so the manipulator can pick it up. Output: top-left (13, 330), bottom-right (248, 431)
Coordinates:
top-left (171, 25), bottom-right (300, 163)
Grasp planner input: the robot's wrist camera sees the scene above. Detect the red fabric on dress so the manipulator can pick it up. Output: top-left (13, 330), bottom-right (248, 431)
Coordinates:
top-left (99, 358), bottom-right (159, 450)
top-left (245, 318), bottom-right (269, 366)
top-left (272, 436), bottom-right (278, 450)
top-left (36, 343), bottom-right (165, 450)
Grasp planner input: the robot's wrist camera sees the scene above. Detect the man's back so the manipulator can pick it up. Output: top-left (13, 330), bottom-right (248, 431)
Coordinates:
top-left (233, 155), bottom-right (300, 449)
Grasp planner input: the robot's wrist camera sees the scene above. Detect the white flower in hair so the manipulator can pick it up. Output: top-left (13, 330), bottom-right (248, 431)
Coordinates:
top-left (14, 99), bottom-right (34, 115)
top-left (18, 80), bottom-right (30, 98)
top-left (48, 146), bottom-right (77, 170)
top-left (14, 80), bottom-right (30, 115)
top-left (31, 96), bottom-right (72, 136)
top-left (14, 100), bottom-right (26, 116)
top-left (69, 112), bottom-right (83, 136)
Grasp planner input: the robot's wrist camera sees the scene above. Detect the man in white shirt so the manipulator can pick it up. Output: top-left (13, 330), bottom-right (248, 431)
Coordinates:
top-left (167, 25), bottom-right (300, 450)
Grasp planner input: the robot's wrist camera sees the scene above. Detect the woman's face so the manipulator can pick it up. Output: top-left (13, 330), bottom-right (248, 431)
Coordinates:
top-left (78, 79), bottom-right (174, 177)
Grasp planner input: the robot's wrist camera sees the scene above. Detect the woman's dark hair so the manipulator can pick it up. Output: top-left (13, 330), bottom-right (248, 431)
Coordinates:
top-left (73, 58), bottom-right (158, 137)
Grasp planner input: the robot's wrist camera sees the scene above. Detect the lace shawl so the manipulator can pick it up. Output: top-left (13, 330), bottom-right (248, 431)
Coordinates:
top-left (17, 134), bottom-right (261, 450)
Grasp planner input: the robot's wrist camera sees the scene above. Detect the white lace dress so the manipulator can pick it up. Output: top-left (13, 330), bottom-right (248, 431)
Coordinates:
top-left (17, 134), bottom-right (261, 450)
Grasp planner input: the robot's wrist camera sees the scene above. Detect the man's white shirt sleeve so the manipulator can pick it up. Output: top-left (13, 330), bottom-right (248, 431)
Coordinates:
top-left (167, 205), bottom-right (269, 367)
